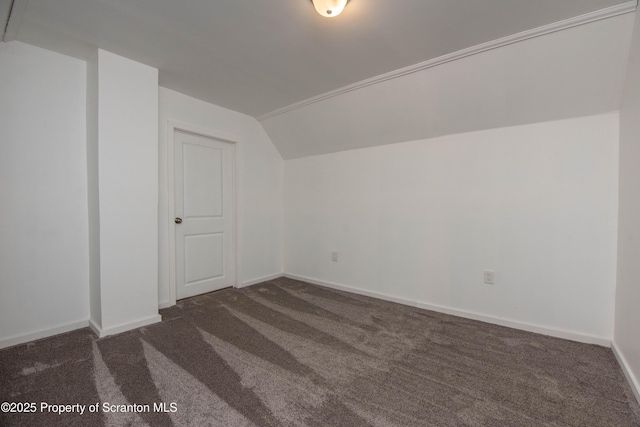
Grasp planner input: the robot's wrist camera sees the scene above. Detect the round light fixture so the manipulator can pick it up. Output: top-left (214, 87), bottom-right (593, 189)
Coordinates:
top-left (311, 0), bottom-right (349, 18)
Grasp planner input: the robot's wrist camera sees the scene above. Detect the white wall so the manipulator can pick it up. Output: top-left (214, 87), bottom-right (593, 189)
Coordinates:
top-left (614, 6), bottom-right (640, 403)
top-left (284, 113), bottom-right (619, 343)
top-left (89, 50), bottom-right (160, 334)
top-left (0, 41), bottom-right (89, 345)
top-left (158, 88), bottom-right (283, 306)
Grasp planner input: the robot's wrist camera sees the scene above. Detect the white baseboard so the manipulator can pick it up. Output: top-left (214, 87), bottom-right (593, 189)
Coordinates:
top-left (283, 273), bottom-right (611, 347)
top-left (240, 272), bottom-right (284, 288)
top-left (88, 318), bottom-right (101, 337)
top-left (416, 301), bottom-right (611, 347)
top-left (0, 319), bottom-right (90, 349)
top-left (158, 300), bottom-right (171, 309)
top-left (283, 273), bottom-right (418, 307)
top-left (89, 314), bottom-right (162, 338)
top-left (612, 341), bottom-right (640, 406)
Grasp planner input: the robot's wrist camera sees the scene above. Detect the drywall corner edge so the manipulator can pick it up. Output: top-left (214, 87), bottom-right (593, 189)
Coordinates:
top-left (89, 314), bottom-right (162, 338)
top-left (612, 341), bottom-right (640, 406)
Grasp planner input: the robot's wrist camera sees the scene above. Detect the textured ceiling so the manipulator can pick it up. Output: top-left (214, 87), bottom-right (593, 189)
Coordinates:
top-left (12, 0), bottom-right (633, 118)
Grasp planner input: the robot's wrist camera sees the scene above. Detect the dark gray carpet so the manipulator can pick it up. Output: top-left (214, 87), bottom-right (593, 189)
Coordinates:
top-left (1, 277), bottom-right (639, 426)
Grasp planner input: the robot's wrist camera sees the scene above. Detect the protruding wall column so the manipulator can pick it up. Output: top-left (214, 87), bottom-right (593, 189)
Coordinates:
top-left (87, 49), bottom-right (160, 337)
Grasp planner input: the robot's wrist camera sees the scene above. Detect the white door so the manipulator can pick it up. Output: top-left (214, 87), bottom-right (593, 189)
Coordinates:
top-left (174, 130), bottom-right (235, 300)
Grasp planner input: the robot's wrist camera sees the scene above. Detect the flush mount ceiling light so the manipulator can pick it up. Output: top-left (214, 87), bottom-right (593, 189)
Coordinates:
top-left (311, 0), bottom-right (349, 18)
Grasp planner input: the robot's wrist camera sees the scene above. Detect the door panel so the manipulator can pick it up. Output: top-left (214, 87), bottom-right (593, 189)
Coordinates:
top-left (183, 143), bottom-right (223, 217)
top-left (184, 233), bottom-right (224, 284)
top-left (175, 130), bottom-right (234, 300)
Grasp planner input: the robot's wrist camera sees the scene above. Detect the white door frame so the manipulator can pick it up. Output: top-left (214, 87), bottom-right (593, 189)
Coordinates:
top-left (167, 120), bottom-right (239, 306)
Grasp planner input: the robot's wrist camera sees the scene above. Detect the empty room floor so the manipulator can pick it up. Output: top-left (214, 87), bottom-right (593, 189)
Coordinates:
top-left (1, 277), bottom-right (639, 426)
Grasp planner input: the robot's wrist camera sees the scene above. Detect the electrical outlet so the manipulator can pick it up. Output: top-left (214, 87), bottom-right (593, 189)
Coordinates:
top-left (331, 251), bottom-right (338, 262)
top-left (484, 270), bottom-right (494, 285)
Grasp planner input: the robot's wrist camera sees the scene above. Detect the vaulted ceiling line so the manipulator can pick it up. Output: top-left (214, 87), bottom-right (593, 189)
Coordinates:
top-left (257, 0), bottom-right (637, 122)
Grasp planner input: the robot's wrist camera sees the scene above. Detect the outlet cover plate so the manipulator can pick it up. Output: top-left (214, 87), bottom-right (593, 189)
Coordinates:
top-left (484, 270), bottom-right (494, 285)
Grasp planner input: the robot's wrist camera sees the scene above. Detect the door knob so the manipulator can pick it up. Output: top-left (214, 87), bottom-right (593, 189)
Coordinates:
top-left (175, 217), bottom-right (182, 224)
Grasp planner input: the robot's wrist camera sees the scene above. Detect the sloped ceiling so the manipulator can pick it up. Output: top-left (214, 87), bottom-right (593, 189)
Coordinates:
top-left (263, 13), bottom-right (635, 158)
top-left (7, 0), bottom-right (638, 158)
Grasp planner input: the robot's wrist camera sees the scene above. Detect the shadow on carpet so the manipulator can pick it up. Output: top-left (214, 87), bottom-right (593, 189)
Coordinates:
top-left (1, 277), bottom-right (639, 426)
